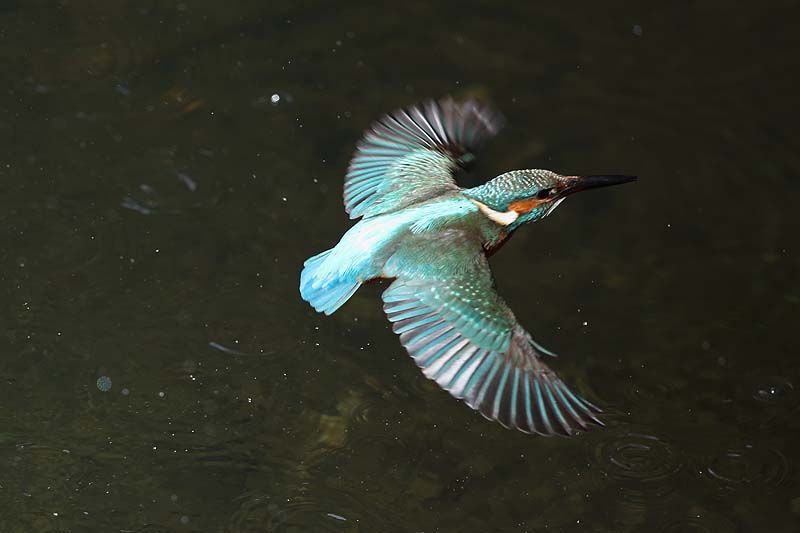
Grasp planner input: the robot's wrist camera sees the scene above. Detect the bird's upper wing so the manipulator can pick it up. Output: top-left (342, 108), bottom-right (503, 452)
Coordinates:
top-left (344, 98), bottom-right (504, 219)
top-left (381, 232), bottom-right (602, 436)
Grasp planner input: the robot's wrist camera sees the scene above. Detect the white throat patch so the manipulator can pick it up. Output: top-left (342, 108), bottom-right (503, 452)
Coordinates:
top-left (470, 200), bottom-right (519, 226)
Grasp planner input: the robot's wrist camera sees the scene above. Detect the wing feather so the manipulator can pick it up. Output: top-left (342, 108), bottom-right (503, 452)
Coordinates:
top-left (344, 98), bottom-right (504, 219)
top-left (381, 234), bottom-right (602, 436)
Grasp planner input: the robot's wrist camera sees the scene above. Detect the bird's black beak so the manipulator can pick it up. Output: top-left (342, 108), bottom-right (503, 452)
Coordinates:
top-left (560, 175), bottom-right (637, 197)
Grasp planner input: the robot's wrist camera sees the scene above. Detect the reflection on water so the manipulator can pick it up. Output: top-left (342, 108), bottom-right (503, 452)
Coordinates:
top-left (1, 0), bottom-right (799, 531)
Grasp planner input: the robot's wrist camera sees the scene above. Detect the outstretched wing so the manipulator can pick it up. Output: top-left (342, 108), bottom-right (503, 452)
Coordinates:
top-left (381, 233), bottom-right (602, 436)
top-left (344, 98), bottom-right (504, 219)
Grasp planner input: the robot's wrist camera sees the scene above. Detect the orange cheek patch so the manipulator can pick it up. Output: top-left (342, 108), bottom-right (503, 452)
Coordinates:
top-left (508, 198), bottom-right (546, 214)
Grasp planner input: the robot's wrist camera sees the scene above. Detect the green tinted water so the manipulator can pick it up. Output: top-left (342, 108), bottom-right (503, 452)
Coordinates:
top-left (1, 1), bottom-right (798, 531)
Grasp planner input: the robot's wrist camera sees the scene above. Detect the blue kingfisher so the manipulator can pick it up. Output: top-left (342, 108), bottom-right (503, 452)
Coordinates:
top-left (300, 98), bottom-right (635, 436)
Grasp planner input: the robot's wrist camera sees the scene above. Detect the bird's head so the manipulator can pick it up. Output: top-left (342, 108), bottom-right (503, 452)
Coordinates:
top-left (465, 169), bottom-right (636, 231)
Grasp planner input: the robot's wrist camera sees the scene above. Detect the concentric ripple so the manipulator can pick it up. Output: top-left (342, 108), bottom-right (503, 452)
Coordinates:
top-left (659, 509), bottom-right (736, 533)
top-left (590, 428), bottom-right (684, 502)
top-left (228, 492), bottom-right (349, 533)
top-left (700, 444), bottom-right (789, 494)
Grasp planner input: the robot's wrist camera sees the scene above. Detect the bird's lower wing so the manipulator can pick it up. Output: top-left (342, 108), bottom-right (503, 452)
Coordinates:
top-left (381, 237), bottom-right (602, 436)
top-left (345, 98), bottom-right (503, 219)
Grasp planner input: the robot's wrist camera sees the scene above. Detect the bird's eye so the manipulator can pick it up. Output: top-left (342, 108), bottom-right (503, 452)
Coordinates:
top-left (536, 187), bottom-right (556, 200)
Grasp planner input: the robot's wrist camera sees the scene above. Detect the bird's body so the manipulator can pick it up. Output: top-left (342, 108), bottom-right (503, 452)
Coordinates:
top-left (300, 98), bottom-right (635, 436)
top-left (305, 193), bottom-right (498, 287)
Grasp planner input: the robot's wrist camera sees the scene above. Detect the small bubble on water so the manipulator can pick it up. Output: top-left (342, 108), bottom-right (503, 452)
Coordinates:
top-left (121, 388), bottom-right (130, 396)
top-left (180, 515), bottom-right (189, 524)
top-left (96, 376), bottom-right (112, 392)
top-left (270, 93), bottom-right (280, 105)
top-left (753, 378), bottom-right (793, 403)
top-left (158, 391), bottom-right (166, 398)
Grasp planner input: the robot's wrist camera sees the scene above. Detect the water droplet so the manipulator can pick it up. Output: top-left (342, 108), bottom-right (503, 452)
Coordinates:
top-left (96, 376), bottom-right (112, 392)
top-left (753, 377), bottom-right (793, 404)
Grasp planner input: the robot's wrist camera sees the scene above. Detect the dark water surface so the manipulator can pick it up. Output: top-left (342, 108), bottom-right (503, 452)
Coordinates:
top-left (2, 1), bottom-right (799, 531)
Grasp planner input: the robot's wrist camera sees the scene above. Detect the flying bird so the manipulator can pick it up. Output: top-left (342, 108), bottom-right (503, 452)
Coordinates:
top-left (300, 97), bottom-right (635, 436)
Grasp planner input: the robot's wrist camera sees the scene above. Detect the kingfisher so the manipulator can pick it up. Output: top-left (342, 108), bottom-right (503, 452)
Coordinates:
top-left (300, 97), bottom-right (636, 436)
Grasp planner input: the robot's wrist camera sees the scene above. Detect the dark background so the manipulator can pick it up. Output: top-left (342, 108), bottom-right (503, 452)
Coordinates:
top-left (1, 1), bottom-right (798, 531)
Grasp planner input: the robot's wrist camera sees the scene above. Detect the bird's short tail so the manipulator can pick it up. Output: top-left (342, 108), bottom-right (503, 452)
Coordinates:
top-left (300, 249), bottom-right (362, 315)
